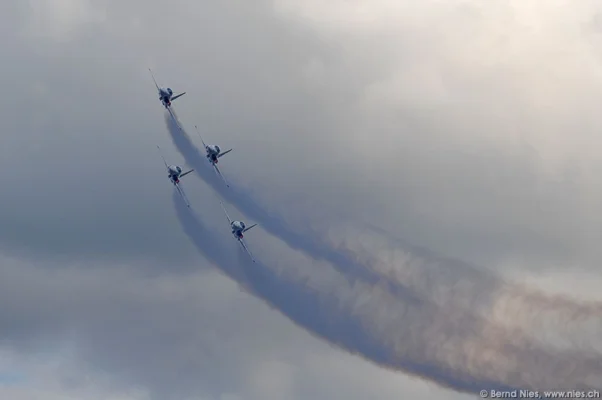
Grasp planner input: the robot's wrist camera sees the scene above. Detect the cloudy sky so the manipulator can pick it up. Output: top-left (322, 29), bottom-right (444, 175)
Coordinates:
top-left (1, 0), bottom-right (602, 398)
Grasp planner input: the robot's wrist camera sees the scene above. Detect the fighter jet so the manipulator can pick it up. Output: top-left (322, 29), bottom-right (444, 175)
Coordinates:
top-left (148, 68), bottom-right (186, 123)
top-left (220, 201), bottom-right (257, 262)
top-left (157, 145), bottom-right (193, 207)
top-left (194, 125), bottom-right (232, 187)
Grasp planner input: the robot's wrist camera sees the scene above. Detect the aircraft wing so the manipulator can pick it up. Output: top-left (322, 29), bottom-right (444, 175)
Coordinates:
top-left (217, 149), bottom-right (233, 158)
top-left (157, 145), bottom-right (169, 169)
top-left (175, 182), bottom-right (190, 208)
top-left (242, 223), bottom-right (257, 233)
top-left (220, 201), bottom-right (232, 224)
top-left (213, 164), bottom-right (230, 188)
top-left (180, 169), bottom-right (194, 178)
top-left (171, 92), bottom-right (186, 101)
top-left (194, 125), bottom-right (207, 148)
top-left (148, 68), bottom-right (160, 91)
top-left (239, 238), bottom-right (256, 263)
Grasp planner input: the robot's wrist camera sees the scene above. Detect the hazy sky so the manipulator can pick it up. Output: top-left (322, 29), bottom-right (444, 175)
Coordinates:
top-left (1, 0), bottom-right (602, 398)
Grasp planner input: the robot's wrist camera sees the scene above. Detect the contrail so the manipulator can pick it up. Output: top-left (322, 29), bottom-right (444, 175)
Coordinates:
top-left (166, 113), bottom-right (602, 391)
top-left (174, 193), bottom-right (602, 392)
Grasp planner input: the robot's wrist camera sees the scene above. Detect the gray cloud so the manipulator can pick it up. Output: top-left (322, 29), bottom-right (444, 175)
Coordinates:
top-left (2, 0), bottom-right (602, 398)
top-left (0, 251), bottom-right (475, 400)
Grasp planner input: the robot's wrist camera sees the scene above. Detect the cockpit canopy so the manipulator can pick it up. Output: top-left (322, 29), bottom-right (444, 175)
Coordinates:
top-left (168, 165), bottom-right (181, 176)
top-left (167, 88), bottom-right (173, 95)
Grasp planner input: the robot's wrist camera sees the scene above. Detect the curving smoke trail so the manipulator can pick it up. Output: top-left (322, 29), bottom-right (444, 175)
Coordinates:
top-left (164, 113), bottom-right (424, 306)
top-left (174, 193), bottom-right (602, 392)
top-left (165, 112), bottom-right (602, 328)
top-left (166, 113), bottom-right (602, 391)
top-left (333, 224), bottom-right (602, 350)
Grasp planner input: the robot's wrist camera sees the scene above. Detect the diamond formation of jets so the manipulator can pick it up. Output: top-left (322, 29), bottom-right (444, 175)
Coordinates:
top-left (220, 201), bottom-right (258, 263)
top-left (157, 145), bottom-right (194, 208)
top-left (151, 69), bottom-right (261, 262)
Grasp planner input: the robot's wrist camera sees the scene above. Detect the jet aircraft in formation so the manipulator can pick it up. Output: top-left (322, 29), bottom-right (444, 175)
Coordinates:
top-left (220, 202), bottom-right (257, 263)
top-left (194, 125), bottom-right (232, 187)
top-left (157, 145), bottom-right (194, 208)
top-left (149, 68), bottom-right (186, 122)
top-left (151, 69), bottom-right (259, 261)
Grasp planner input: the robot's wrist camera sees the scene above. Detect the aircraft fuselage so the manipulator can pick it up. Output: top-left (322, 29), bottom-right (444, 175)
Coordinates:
top-left (231, 221), bottom-right (245, 238)
top-left (168, 165), bottom-right (182, 183)
top-left (159, 87), bottom-right (174, 107)
top-left (206, 145), bottom-right (220, 163)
